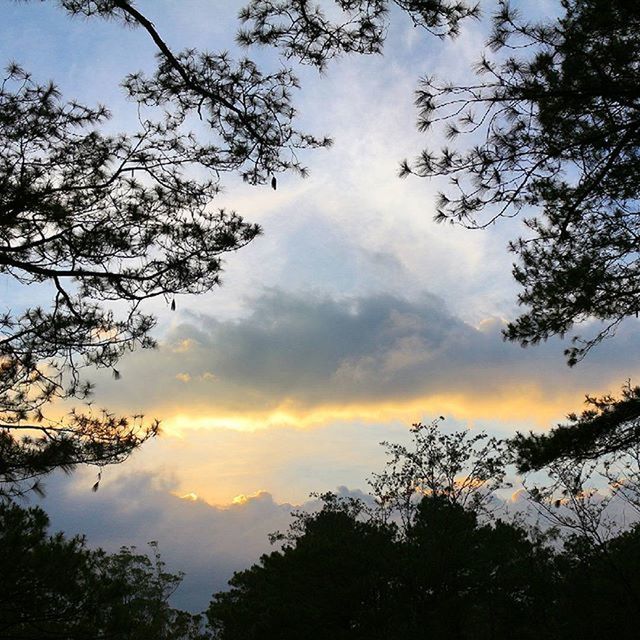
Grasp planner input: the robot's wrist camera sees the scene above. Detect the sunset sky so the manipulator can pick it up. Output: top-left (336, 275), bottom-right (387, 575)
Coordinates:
top-left (4, 0), bottom-right (640, 610)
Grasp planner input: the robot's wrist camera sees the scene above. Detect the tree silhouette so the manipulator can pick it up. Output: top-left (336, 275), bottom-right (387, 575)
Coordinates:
top-left (402, 0), bottom-right (640, 364)
top-left (206, 423), bottom-right (640, 639)
top-left (1, 0), bottom-right (329, 496)
top-left (555, 526), bottom-right (640, 639)
top-left (207, 494), bottom-right (554, 640)
top-left (369, 420), bottom-right (507, 530)
top-left (0, 500), bottom-right (209, 639)
top-left (238, 0), bottom-right (480, 69)
top-left (513, 384), bottom-right (640, 471)
top-left (397, 494), bottom-right (554, 640)
top-left (207, 495), bottom-right (398, 640)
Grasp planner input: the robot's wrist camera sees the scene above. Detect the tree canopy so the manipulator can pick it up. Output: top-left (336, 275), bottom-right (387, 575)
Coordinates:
top-left (369, 420), bottom-right (506, 529)
top-left (1, 0), bottom-right (331, 496)
top-left (429, 0), bottom-right (640, 364)
top-left (512, 383), bottom-right (640, 471)
top-left (0, 500), bottom-right (208, 639)
top-left (206, 420), bottom-right (640, 639)
top-left (6, 420), bottom-right (640, 638)
top-left (406, 0), bottom-right (640, 363)
top-left (238, 0), bottom-right (480, 69)
top-left (207, 489), bottom-right (640, 639)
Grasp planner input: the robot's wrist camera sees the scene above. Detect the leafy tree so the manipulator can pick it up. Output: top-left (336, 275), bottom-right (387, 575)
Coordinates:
top-left (0, 500), bottom-right (210, 639)
top-left (512, 386), bottom-right (640, 568)
top-left (207, 495), bottom-right (399, 640)
top-left (207, 426), bottom-right (549, 640)
top-left (510, 387), bottom-right (640, 629)
top-left (369, 419), bottom-right (507, 530)
top-left (1, 0), bottom-right (329, 496)
top-left (512, 384), bottom-right (640, 471)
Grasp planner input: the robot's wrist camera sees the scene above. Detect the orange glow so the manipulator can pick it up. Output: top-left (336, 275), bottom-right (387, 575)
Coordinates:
top-left (158, 383), bottom-right (589, 436)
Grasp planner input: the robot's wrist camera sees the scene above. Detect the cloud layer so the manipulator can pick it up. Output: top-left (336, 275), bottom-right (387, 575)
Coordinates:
top-left (39, 469), bottom-right (295, 612)
top-left (86, 289), bottom-right (640, 431)
top-left (38, 469), bottom-right (371, 612)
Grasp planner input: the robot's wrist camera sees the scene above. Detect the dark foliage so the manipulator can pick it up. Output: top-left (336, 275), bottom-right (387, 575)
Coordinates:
top-left (369, 420), bottom-right (507, 529)
top-left (238, 0), bottom-right (480, 70)
top-left (207, 493), bottom-right (640, 640)
top-left (208, 496), bottom-right (398, 639)
top-left (552, 528), bottom-right (640, 639)
top-left (398, 496), bottom-right (554, 639)
top-left (0, 500), bottom-right (208, 639)
top-left (401, 0), bottom-right (640, 363)
top-left (513, 384), bottom-right (640, 472)
top-left (207, 494), bottom-right (556, 640)
top-left (206, 422), bottom-right (640, 639)
top-left (1, 0), bottom-right (330, 496)
top-left (7, 422), bottom-right (640, 639)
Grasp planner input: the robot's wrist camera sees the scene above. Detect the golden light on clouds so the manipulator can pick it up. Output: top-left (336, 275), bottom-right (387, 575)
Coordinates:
top-left (120, 375), bottom-right (626, 506)
top-left (158, 382), bottom-right (590, 437)
top-left (172, 338), bottom-right (197, 353)
top-left (231, 491), bottom-right (269, 505)
top-left (172, 490), bottom-right (272, 509)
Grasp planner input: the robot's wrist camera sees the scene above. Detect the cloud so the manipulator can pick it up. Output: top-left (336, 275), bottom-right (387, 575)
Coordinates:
top-left (36, 469), bottom-right (374, 613)
top-left (85, 289), bottom-right (640, 431)
top-left (37, 469), bottom-right (297, 612)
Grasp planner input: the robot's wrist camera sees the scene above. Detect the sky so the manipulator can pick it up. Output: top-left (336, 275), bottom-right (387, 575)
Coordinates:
top-left (3, 0), bottom-right (640, 612)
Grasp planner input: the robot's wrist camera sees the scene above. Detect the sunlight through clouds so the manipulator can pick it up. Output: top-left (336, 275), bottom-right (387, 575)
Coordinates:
top-left (5, 0), bottom-right (640, 567)
top-left (83, 289), bottom-right (640, 441)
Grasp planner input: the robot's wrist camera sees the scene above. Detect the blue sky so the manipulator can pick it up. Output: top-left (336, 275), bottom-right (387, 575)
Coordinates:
top-left (3, 0), bottom-right (640, 611)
